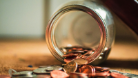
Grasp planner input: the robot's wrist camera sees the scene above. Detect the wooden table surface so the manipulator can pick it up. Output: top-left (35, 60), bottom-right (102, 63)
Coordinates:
top-left (0, 39), bottom-right (138, 75)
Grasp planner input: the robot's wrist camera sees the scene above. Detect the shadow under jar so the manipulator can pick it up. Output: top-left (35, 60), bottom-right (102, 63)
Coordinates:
top-left (46, 0), bottom-right (115, 65)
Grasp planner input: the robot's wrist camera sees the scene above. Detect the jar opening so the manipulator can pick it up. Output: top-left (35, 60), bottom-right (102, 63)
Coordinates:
top-left (54, 11), bottom-right (101, 49)
top-left (46, 5), bottom-right (106, 63)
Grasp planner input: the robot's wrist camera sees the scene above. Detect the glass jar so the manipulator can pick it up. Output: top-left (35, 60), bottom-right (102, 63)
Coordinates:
top-left (46, 0), bottom-right (115, 65)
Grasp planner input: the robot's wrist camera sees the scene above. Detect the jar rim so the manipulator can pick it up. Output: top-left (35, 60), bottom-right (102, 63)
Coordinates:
top-left (46, 4), bottom-right (107, 64)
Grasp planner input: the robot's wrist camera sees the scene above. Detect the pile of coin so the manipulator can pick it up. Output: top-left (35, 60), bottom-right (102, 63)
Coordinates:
top-left (9, 58), bottom-right (131, 78)
top-left (64, 59), bottom-right (129, 78)
top-left (8, 46), bottom-right (138, 78)
top-left (9, 63), bottom-right (131, 78)
top-left (61, 46), bottom-right (94, 63)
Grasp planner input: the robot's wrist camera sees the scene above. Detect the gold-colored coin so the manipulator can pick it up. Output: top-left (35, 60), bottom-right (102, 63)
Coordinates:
top-left (73, 58), bottom-right (88, 65)
top-left (64, 61), bottom-right (78, 74)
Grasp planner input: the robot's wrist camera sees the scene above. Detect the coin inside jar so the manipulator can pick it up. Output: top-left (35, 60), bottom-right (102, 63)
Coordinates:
top-left (64, 56), bottom-right (78, 63)
top-left (63, 53), bottom-right (78, 57)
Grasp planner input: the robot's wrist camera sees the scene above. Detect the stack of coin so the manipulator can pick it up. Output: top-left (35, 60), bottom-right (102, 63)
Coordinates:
top-left (9, 63), bottom-right (132, 78)
top-left (63, 59), bottom-right (129, 78)
top-left (61, 46), bottom-right (93, 54)
top-left (8, 46), bottom-right (136, 78)
top-left (61, 46), bottom-right (93, 63)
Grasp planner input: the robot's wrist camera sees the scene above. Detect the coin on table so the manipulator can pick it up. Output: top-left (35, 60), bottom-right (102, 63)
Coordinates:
top-left (79, 65), bottom-right (95, 74)
top-left (34, 65), bottom-right (63, 74)
top-left (111, 72), bottom-right (128, 78)
top-left (36, 75), bottom-right (51, 78)
top-left (123, 73), bottom-right (138, 78)
top-left (95, 66), bottom-right (110, 72)
top-left (64, 61), bottom-right (78, 74)
top-left (46, 65), bottom-right (63, 71)
top-left (12, 71), bottom-right (33, 77)
top-left (91, 71), bottom-right (110, 77)
top-left (51, 70), bottom-right (69, 78)
top-left (69, 72), bottom-right (88, 78)
top-left (33, 68), bottom-right (48, 74)
top-left (110, 70), bottom-right (138, 78)
top-left (39, 65), bottom-right (52, 68)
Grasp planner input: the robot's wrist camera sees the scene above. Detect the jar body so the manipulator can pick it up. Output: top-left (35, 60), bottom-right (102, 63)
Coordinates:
top-left (46, 0), bottom-right (115, 65)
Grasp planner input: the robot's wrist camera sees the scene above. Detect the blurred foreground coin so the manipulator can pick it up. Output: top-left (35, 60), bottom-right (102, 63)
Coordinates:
top-left (33, 68), bottom-right (48, 74)
top-left (51, 70), bottom-right (69, 78)
top-left (64, 61), bottom-right (78, 74)
top-left (69, 72), bottom-right (88, 78)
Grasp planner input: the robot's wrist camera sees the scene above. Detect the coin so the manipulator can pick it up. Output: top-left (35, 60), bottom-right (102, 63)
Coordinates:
top-left (79, 65), bottom-right (94, 73)
top-left (46, 65), bottom-right (63, 71)
top-left (76, 47), bottom-right (83, 51)
top-left (39, 65), bottom-right (51, 68)
top-left (12, 71), bottom-right (32, 76)
top-left (73, 58), bottom-right (88, 65)
top-left (33, 68), bottom-right (48, 74)
top-left (63, 53), bottom-right (78, 57)
top-left (51, 70), bottom-right (69, 78)
top-left (64, 56), bottom-right (78, 63)
top-left (79, 65), bottom-right (95, 77)
top-left (12, 71), bottom-right (33, 77)
top-left (72, 47), bottom-right (77, 50)
top-left (81, 51), bottom-right (94, 58)
top-left (69, 50), bottom-right (84, 53)
top-left (69, 72), bottom-right (88, 78)
top-left (90, 71), bottom-right (110, 77)
top-left (95, 66), bottom-right (110, 72)
top-left (36, 75), bottom-right (51, 78)
top-left (64, 61), bottom-right (78, 74)
top-left (111, 72), bottom-right (128, 78)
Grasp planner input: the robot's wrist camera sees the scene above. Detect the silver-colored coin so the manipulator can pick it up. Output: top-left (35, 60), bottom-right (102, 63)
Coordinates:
top-left (9, 69), bottom-right (17, 77)
top-left (33, 65), bottom-right (63, 74)
top-left (110, 70), bottom-right (138, 78)
top-left (73, 58), bottom-right (88, 65)
top-left (36, 75), bottom-right (51, 78)
top-left (39, 65), bottom-right (63, 71)
top-left (46, 66), bottom-right (54, 71)
top-left (33, 68), bottom-right (48, 74)
top-left (52, 66), bottom-right (63, 71)
top-left (68, 50), bottom-right (84, 53)
top-left (123, 73), bottom-right (138, 78)
top-left (64, 61), bottom-right (78, 74)
top-left (39, 65), bottom-right (51, 68)
top-left (12, 71), bottom-right (33, 77)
